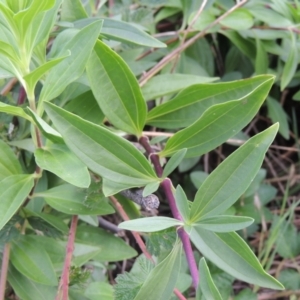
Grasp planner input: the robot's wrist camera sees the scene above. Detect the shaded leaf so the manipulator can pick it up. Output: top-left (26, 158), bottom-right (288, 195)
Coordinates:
top-left (162, 148), bottom-right (187, 178)
top-left (142, 181), bottom-right (160, 197)
top-left (0, 102), bottom-right (33, 122)
top-left (174, 185), bottom-right (190, 221)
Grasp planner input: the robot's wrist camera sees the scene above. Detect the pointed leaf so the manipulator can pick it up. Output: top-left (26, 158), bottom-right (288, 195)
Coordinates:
top-left (160, 77), bottom-right (274, 158)
top-left (35, 184), bottom-right (114, 215)
top-left (175, 185), bottom-right (190, 221)
top-left (142, 182), bottom-right (160, 197)
top-left (255, 39), bottom-right (268, 75)
top-left (40, 20), bottom-right (102, 102)
top-left (0, 102), bottom-right (33, 122)
top-left (0, 139), bottom-right (22, 180)
top-left (34, 144), bottom-right (90, 188)
top-left (119, 217), bottom-right (183, 232)
top-left (190, 228), bottom-right (284, 290)
top-left (219, 8), bottom-right (253, 30)
top-left (44, 102), bottom-right (159, 190)
top-left (0, 174), bottom-right (34, 230)
top-left (61, 0), bottom-right (88, 22)
top-left (194, 216), bottom-right (254, 232)
top-left (162, 148), bottom-right (187, 178)
top-left (190, 124), bottom-right (279, 222)
top-left (134, 240), bottom-right (182, 300)
top-left (147, 75), bottom-right (272, 129)
top-left (198, 258), bottom-right (223, 300)
top-left (86, 40), bottom-right (147, 136)
top-left (10, 235), bottom-right (57, 286)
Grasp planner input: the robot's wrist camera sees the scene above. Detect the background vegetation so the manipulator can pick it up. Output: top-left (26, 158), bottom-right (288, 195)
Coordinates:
top-left (0, 0), bottom-right (300, 299)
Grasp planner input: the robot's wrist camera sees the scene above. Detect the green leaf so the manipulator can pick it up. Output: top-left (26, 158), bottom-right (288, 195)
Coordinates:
top-left (281, 33), bottom-right (298, 91)
top-left (8, 264), bottom-right (57, 300)
top-left (193, 216), bottom-right (254, 232)
top-left (76, 225), bottom-right (137, 262)
top-left (35, 184), bottom-right (114, 215)
top-left (160, 76), bottom-right (275, 158)
top-left (175, 185), bottom-right (190, 221)
top-left (60, 0), bottom-right (88, 22)
top-left (146, 76), bottom-right (271, 129)
top-left (119, 217), bottom-right (183, 232)
top-left (162, 148), bottom-right (187, 178)
top-left (198, 258), bottom-right (223, 300)
top-left (220, 8), bottom-right (254, 30)
top-left (100, 18), bottom-right (166, 48)
top-left (142, 74), bottom-right (218, 101)
top-left (255, 38), bottom-right (268, 75)
top-left (0, 174), bottom-right (34, 230)
top-left (134, 240), bottom-right (182, 300)
top-left (26, 107), bottom-right (64, 143)
top-left (34, 144), bottom-right (91, 188)
top-left (86, 40), bottom-right (147, 136)
top-left (10, 235), bottom-right (57, 286)
top-left (84, 282), bottom-right (114, 300)
top-left (267, 97), bottom-right (289, 139)
top-left (190, 124), bottom-right (279, 222)
top-left (44, 102), bottom-right (159, 193)
top-left (0, 139), bottom-right (23, 180)
top-left (23, 52), bottom-right (70, 94)
top-left (0, 102), bottom-right (33, 122)
top-left (190, 228), bottom-right (284, 290)
top-left (142, 181), bottom-right (160, 197)
top-left (40, 19), bottom-right (102, 102)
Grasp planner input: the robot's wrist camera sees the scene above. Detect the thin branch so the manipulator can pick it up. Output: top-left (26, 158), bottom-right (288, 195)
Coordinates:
top-left (139, 0), bottom-right (248, 86)
top-left (0, 243), bottom-right (10, 300)
top-left (56, 215), bottom-right (78, 300)
top-left (109, 195), bottom-right (154, 262)
top-left (186, 0), bottom-right (208, 33)
top-left (174, 288), bottom-right (187, 300)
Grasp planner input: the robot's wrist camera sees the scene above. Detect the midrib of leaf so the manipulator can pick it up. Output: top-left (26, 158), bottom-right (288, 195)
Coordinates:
top-left (191, 141), bottom-right (262, 221)
top-left (95, 48), bottom-right (140, 134)
top-left (63, 124), bottom-right (155, 179)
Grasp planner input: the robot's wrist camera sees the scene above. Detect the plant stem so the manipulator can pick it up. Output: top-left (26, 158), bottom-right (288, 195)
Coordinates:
top-left (139, 136), bottom-right (199, 288)
top-left (109, 195), bottom-right (154, 262)
top-left (0, 243), bottom-right (10, 300)
top-left (56, 215), bottom-right (78, 300)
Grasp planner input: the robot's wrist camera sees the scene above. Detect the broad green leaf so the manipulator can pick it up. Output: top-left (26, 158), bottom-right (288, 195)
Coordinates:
top-left (142, 74), bottom-right (218, 101)
top-left (142, 181), bottom-right (160, 197)
top-left (193, 216), bottom-right (254, 232)
top-left (0, 102), bottom-right (33, 122)
top-left (281, 33), bottom-right (298, 91)
top-left (175, 185), bottom-right (190, 221)
top-left (119, 217), bottom-right (183, 232)
top-left (0, 174), bottom-right (34, 230)
top-left (0, 3), bottom-right (19, 40)
top-left (0, 139), bottom-right (22, 180)
top-left (84, 282), bottom-right (114, 300)
top-left (10, 235), bottom-right (57, 286)
top-left (86, 40), bottom-right (147, 136)
top-left (8, 264), bottom-right (57, 300)
top-left (23, 52), bottom-right (70, 94)
top-left (44, 102), bottom-right (159, 191)
top-left (101, 18), bottom-right (166, 48)
top-left (190, 124), bottom-right (279, 222)
top-left (76, 225), bottom-right (137, 262)
top-left (160, 77), bottom-right (274, 158)
top-left (72, 243), bottom-right (102, 267)
top-left (255, 39), bottom-right (268, 75)
top-left (40, 19), bottom-right (102, 102)
top-left (220, 8), bottom-right (253, 30)
top-left (0, 40), bottom-right (21, 63)
top-left (162, 148), bottom-right (187, 178)
top-left (190, 228), bottom-right (284, 290)
top-left (26, 107), bottom-right (64, 143)
top-left (35, 184), bottom-right (114, 215)
top-left (147, 76), bottom-right (271, 129)
top-left (34, 144), bottom-right (91, 188)
top-left (267, 97), bottom-right (289, 139)
top-left (134, 240), bottom-right (182, 300)
top-left (60, 0), bottom-right (88, 22)
top-left (198, 258), bottom-right (223, 300)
